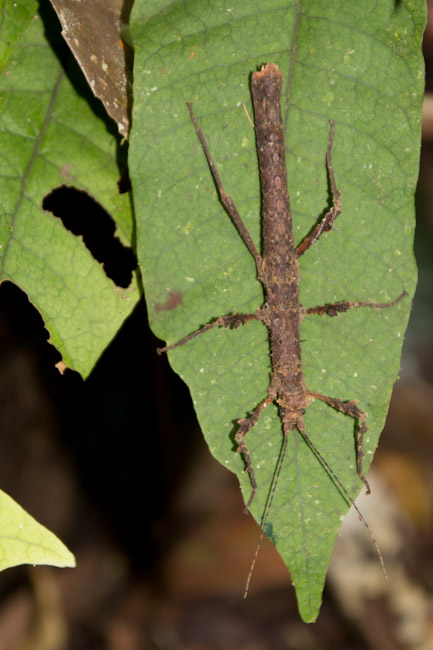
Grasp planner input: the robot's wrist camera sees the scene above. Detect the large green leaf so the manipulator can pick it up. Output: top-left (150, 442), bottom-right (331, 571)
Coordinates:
top-left (130, 0), bottom-right (424, 621)
top-left (0, 490), bottom-right (75, 570)
top-left (0, 0), bottom-right (37, 74)
top-left (0, 2), bottom-right (139, 378)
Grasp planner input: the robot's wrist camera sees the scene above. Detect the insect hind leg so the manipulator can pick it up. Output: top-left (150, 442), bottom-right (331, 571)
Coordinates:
top-left (296, 120), bottom-right (342, 258)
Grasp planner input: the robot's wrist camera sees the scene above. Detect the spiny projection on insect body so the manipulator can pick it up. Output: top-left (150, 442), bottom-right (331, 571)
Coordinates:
top-left (158, 63), bottom-right (406, 587)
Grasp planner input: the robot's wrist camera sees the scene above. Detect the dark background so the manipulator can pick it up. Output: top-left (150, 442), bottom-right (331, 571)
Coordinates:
top-left (1, 3), bottom-right (433, 649)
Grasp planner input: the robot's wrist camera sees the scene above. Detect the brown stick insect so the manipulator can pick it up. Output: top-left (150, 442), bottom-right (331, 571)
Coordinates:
top-left (158, 63), bottom-right (406, 590)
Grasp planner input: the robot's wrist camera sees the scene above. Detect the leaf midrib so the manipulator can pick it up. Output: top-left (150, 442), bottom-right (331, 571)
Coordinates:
top-left (0, 67), bottom-right (64, 278)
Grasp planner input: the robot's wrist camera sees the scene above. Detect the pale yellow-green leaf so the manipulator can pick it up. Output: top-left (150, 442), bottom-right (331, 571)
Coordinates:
top-left (0, 490), bottom-right (75, 571)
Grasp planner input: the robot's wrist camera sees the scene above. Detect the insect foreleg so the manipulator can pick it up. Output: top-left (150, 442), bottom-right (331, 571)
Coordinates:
top-left (307, 390), bottom-right (370, 494)
top-left (236, 388), bottom-right (276, 511)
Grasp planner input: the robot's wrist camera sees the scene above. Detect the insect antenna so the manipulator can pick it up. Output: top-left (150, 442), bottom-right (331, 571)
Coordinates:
top-left (299, 426), bottom-right (387, 578)
top-left (244, 423), bottom-right (386, 598)
top-left (243, 430), bottom-right (290, 598)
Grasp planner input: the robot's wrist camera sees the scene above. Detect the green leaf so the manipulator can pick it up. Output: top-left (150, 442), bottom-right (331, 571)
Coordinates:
top-left (0, 0), bottom-right (37, 75)
top-left (130, 0), bottom-right (425, 621)
top-left (0, 490), bottom-right (75, 570)
top-left (0, 6), bottom-right (139, 378)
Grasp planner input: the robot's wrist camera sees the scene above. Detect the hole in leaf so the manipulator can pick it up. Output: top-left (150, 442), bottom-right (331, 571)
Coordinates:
top-left (43, 186), bottom-right (136, 288)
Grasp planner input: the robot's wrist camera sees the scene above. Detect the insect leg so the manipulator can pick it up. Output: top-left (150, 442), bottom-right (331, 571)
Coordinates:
top-left (307, 391), bottom-right (370, 494)
top-left (303, 290), bottom-right (407, 318)
top-left (296, 120), bottom-right (342, 257)
top-left (186, 102), bottom-right (265, 283)
top-left (157, 312), bottom-right (260, 353)
top-left (236, 388), bottom-right (276, 511)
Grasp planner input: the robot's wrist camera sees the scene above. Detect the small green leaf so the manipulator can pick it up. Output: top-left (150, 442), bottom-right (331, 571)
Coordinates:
top-left (0, 490), bottom-right (75, 570)
top-left (0, 7), bottom-right (139, 378)
top-left (130, 0), bottom-right (425, 621)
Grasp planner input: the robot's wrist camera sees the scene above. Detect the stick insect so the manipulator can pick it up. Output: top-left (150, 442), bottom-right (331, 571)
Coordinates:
top-left (158, 63), bottom-right (406, 588)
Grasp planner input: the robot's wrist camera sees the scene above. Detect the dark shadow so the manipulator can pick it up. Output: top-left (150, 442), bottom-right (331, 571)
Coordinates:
top-left (0, 281), bottom-right (200, 572)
